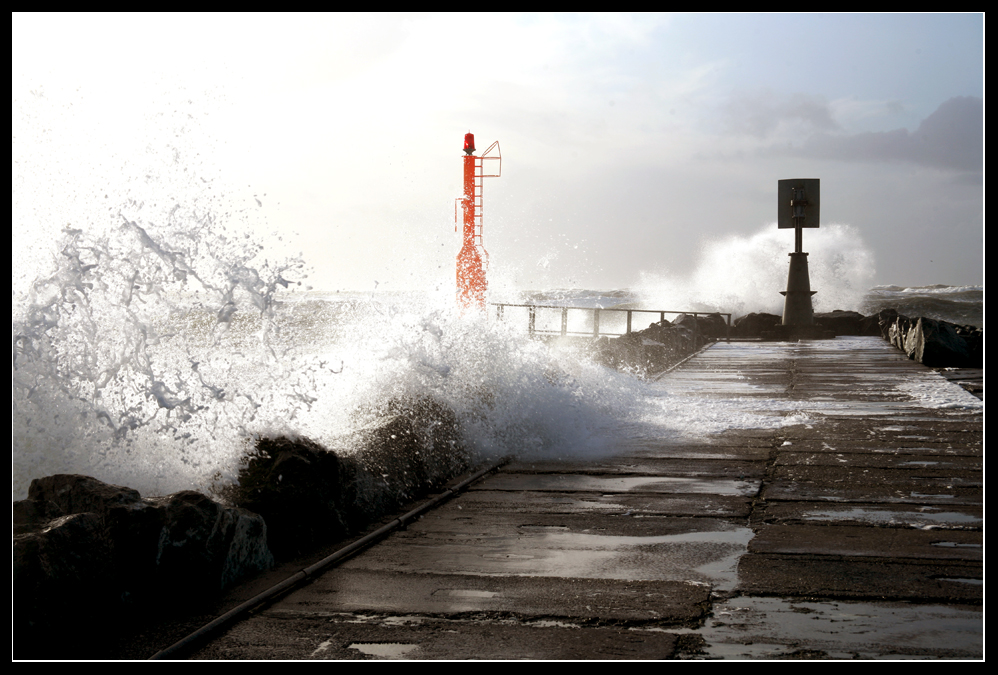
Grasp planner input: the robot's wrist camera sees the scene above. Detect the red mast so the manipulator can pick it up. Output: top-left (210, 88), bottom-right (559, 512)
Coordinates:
top-left (456, 132), bottom-right (500, 311)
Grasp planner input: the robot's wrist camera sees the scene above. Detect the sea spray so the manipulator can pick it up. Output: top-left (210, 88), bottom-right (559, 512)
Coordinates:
top-left (11, 89), bottom-right (857, 504)
top-left (11, 213), bottom-right (312, 499)
top-left (11, 231), bottom-right (648, 502)
top-left (10, 166), bottom-right (648, 501)
top-left (635, 223), bottom-right (876, 317)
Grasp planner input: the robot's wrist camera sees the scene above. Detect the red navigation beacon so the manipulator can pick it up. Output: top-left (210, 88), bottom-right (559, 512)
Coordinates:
top-left (455, 132), bottom-right (500, 311)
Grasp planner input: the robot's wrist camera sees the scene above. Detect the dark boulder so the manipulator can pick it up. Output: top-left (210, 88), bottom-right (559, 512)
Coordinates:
top-left (903, 317), bottom-right (977, 368)
top-left (866, 308), bottom-right (900, 338)
top-left (353, 396), bottom-right (467, 516)
top-left (233, 436), bottom-right (349, 559)
top-left (674, 312), bottom-right (729, 339)
top-left (589, 320), bottom-right (701, 374)
top-left (13, 512), bottom-right (115, 639)
top-left (230, 395), bottom-right (469, 560)
top-left (13, 474), bottom-right (273, 658)
top-left (814, 310), bottom-right (881, 336)
top-left (732, 312), bottom-right (781, 337)
top-left (878, 311), bottom-right (982, 368)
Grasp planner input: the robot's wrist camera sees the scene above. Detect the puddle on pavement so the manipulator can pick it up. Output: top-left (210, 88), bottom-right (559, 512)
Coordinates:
top-left (679, 596), bottom-right (982, 659)
top-left (488, 474), bottom-right (759, 497)
top-left (348, 643), bottom-right (420, 659)
top-left (801, 507), bottom-right (982, 528)
top-left (940, 578), bottom-right (983, 586)
top-left (477, 525), bottom-right (754, 591)
top-left (432, 589), bottom-right (500, 598)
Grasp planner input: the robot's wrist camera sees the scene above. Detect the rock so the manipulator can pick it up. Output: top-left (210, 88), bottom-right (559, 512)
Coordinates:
top-left (13, 474), bottom-right (273, 657)
top-left (877, 311), bottom-right (982, 368)
top-left (353, 396), bottom-right (468, 517)
top-left (814, 310), bottom-right (881, 336)
top-left (231, 395), bottom-right (469, 560)
top-left (588, 320), bottom-right (701, 375)
top-left (151, 490), bottom-right (273, 595)
top-left (233, 436), bottom-right (349, 559)
top-left (13, 512), bottom-right (114, 636)
top-left (732, 313), bottom-right (782, 337)
top-left (674, 312), bottom-right (729, 338)
top-left (903, 316), bottom-right (976, 368)
top-left (887, 313), bottom-right (917, 350)
top-left (866, 308), bottom-right (900, 338)
top-left (957, 325), bottom-right (983, 366)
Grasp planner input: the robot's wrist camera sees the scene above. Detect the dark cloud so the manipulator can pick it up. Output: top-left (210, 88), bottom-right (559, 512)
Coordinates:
top-left (793, 96), bottom-right (983, 172)
top-left (722, 90), bottom-right (840, 138)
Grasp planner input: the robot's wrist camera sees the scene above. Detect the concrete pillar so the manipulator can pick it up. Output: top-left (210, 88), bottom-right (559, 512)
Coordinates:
top-left (781, 252), bottom-right (817, 326)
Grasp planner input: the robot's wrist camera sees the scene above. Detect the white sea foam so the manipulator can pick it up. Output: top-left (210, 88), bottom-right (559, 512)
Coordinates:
top-left (634, 223), bottom-right (876, 317)
top-left (11, 210), bottom-right (979, 504)
top-left (894, 372), bottom-right (983, 410)
top-left (10, 201), bottom-right (656, 499)
top-left (10, 100), bottom-right (979, 505)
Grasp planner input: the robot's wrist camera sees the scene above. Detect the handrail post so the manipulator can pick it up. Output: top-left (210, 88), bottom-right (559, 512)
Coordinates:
top-left (528, 306), bottom-right (536, 336)
top-left (593, 308), bottom-right (600, 337)
top-left (626, 310), bottom-right (632, 335)
top-left (561, 307), bottom-right (568, 336)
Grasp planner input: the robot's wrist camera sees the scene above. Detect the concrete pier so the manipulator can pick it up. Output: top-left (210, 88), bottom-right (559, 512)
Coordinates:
top-left (189, 337), bottom-right (982, 660)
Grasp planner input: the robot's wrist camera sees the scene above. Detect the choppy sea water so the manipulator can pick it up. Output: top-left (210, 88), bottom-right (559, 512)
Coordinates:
top-left (11, 218), bottom-right (982, 502)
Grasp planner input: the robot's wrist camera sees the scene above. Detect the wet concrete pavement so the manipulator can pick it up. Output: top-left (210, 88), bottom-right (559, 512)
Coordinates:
top-left (189, 337), bottom-right (983, 660)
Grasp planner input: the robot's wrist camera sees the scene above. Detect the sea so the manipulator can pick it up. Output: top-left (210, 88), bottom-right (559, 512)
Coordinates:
top-left (11, 216), bottom-right (983, 503)
top-left (11, 214), bottom-right (983, 500)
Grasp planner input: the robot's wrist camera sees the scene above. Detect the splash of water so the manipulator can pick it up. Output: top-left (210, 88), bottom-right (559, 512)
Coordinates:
top-left (11, 223), bottom-right (653, 501)
top-left (11, 92), bottom-right (831, 503)
top-left (634, 223), bottom-right (876, 317)
top-left (11, 211), bottom-right (313, 499)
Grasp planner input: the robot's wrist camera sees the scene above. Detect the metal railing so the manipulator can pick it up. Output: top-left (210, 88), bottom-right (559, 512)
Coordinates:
top-left (490, 303), bottom-right (731, 343)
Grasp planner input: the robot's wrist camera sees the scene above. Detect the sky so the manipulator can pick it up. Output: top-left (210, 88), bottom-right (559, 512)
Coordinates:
top-left (12, 13), bottom-right (984, 299)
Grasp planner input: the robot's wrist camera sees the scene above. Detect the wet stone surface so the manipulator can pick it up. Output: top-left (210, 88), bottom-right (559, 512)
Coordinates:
top-left (185, 337), bottom-right (981, 660)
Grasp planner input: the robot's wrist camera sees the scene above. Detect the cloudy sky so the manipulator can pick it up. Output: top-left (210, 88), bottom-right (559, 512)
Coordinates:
top-left (13, 13), bottom-right (984, 298)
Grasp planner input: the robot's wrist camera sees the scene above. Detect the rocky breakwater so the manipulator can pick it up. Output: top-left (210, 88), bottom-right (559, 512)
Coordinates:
top-left (12, 395), bottom-right (470, 659)
top-left (590, 307), bottom-right (981, 385)
top-left (728, 308), bottom-right (982, 369)
top-left (590, 313), bottom-right (729, 375)
top-left (13, 475), bottom-right (273, 658)
top-left (727, 308), bottom-right (982, 397)
top-left (878, 309), bottom-right (982, 369)
top-left (229, 396), bottom-right (468, 560)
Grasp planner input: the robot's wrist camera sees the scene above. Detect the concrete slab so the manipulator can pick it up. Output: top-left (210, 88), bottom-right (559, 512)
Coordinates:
top-left (772, 452), bottom-right (982, 470)
top-left (737, 554), bottom-right (982, 603)
top-left (338, 509), bottom-right (753, 590)
top-left (762, 482), bottom-right (982, 505)
top-left (251, 568), bottom-right (710, 626)
top-left (192, 614), bottom-right (690, 660)
top-left (476, 473), bottom-right (761, 497)
top-left (688, 596), bottom-right (982, 659)
top-left (172, 337), bottom-right (982, 660)
top-left (748, 524), bottom-right (982, 560)
top-left (506, 458), bottom-right (768, 479)
top-left (751, 501), bottom-right (983, 530)
top-left (767, 464), bottom-right (981, 487)
top-left (455, 489), bottom-right (754, 518)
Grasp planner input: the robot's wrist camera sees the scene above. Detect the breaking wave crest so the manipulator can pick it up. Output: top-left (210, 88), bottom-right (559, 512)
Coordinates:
top-left (634, 223), bottom-right (876, 317)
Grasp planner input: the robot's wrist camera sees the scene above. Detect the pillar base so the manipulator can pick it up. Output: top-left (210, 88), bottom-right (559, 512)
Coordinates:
top-left (781, 251), bottom-right (816, 326)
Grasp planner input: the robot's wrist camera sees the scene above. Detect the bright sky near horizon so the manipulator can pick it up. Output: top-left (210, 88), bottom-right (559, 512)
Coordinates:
top-left (13, 13), bottom-right (984, 296)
